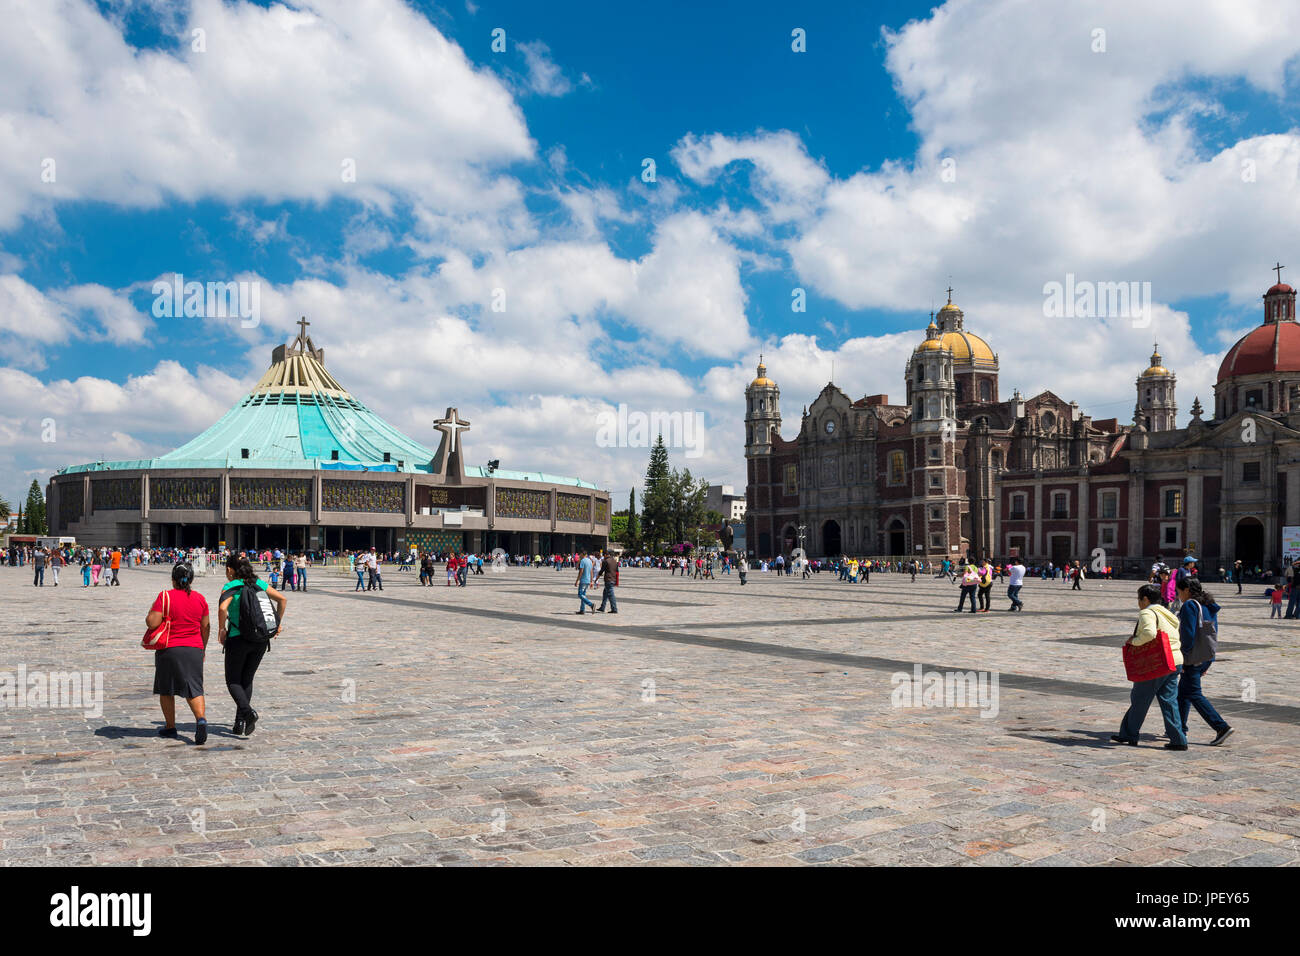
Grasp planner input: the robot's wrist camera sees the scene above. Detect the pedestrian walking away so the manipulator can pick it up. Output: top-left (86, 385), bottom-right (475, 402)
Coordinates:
top-left (594, 549), bottom-right (619, 614)
top-left (574, 550), bottom-right (597, 614)
top-left (148, 562), bottom-right (210, 744)
top-left (218, 554), bottom-right (287, 738)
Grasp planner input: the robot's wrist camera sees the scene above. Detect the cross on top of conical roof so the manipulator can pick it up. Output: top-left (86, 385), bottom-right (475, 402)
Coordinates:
top-left (286, 316), bottom-right (324, 361)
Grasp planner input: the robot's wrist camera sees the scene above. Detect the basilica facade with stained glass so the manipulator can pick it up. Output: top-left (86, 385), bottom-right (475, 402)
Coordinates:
top-left (47, 321), bottom-right (610, 554)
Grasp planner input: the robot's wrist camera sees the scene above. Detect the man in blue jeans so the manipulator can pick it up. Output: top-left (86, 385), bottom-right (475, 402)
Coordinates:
top-left (1006, 559), bottom-right (1026, 611)
top-left (574, 550), bottom-right (596, 614)
top-left (595, 549), bottom-right (619, 614)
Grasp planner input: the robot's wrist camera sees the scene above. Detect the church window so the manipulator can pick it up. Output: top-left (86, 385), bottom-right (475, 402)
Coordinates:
top-left (1163, 489), bottom-right (1182, 517)
top-left (1242, 461), bottom-right (1261, 483)
top-left (1100, 491), bottom-right (1118, 519)
top-left (783, 464), bottom-right (798, 495)
top-left (990, 448), bottom-right (1004, 471)
top-left (929, 473), bottom-right (943, 490)
top-left (979, 380), bottom-right (991, 402)
top-left (888, 451), bottom-right (905, 485)
top-left (929, 444), bottom-right (942, 461)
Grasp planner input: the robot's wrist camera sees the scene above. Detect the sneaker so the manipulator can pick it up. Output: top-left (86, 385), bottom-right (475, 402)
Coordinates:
top-left (1210, 727), bottom-right (1234, 746)
top-left (159, 726), bottom-right (179, 739)
top-left (194, 720), bottom-right (208, 746)
top-left (1162, 742), bottom-right (1188, 751)
top-left (243, 709), bottom-right (258, 737)
top-left (595, 607), bottom-right (605, 612)
top-left (575, 610), bottom-right (585, 615)
top-left (1109, 734), bottom-right (1137, 746)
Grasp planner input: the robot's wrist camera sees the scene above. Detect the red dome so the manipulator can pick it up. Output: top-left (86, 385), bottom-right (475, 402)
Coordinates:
top-left (1218, 320), bottom-right (1300, 382)
top-left (1267, 282), bottom-right (1295, 295)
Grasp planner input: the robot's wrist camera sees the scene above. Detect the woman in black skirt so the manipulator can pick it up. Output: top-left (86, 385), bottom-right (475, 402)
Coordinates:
top-left (148, 562), bottom-right (211, 744)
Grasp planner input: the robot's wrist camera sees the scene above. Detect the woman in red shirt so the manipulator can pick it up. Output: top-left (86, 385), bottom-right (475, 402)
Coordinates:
top-left (146, 562), bottom-right (211, 744)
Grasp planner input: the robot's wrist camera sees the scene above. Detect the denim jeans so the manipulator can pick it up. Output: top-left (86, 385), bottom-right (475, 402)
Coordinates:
top-left (1118, 667), bottom-right (1187, 745)
top-left (355, 569), bottom-right (365, 590)
top-left (598, 582), bottom-right (617, 612)
top-left (956, 584), bottom-right (976, 611)
top-left (1287, 586), bottom-right (1300, 618)
top-left (1007, 584), bottom-right (1023, 609)
top-left (1178, 661), bottom-right (1229, 735)
top-left (577, 582), bottom-right (595, 611)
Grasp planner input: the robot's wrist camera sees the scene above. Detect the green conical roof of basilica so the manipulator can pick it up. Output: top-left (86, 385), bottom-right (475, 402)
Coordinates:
top-left (56, 322), bottom-right (597, 488)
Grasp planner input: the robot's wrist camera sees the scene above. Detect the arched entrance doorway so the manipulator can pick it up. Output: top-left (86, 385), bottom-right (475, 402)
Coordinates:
top-left (1235, 517), bottom-right (1264, 569)
top-left (780, 524), bottom-right (797, 555)
top-left (822, 520), bottom-right (841, 557)
top-left (888, 519), bottom-right (906, 557)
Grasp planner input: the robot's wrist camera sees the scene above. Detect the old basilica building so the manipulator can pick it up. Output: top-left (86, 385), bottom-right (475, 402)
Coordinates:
top-left (745, 272), bottom-right (1300, 572)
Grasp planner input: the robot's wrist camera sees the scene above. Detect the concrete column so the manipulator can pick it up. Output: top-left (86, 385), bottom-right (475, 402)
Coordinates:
top-left (1128, 475), bottom-right (1143, 560)
top-left (1186, 471), bottom-right (1203, 555)
top-left (1032, 479), bottom-right (1043, 559)
top-left (1076, 476), bottom-right (1088, 556)
top-left (1288, 465), bottom-right (1300, 528)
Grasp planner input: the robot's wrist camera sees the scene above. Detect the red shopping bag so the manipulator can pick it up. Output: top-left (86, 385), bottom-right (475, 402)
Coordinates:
top-left (1122, 628), bottom-right (1176, 682)
top-left (142, 590), bottom-right (171, 650)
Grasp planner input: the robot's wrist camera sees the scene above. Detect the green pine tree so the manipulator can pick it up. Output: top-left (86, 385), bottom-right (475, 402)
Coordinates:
top-left (23, 480), bottom-right (46, 535)
top-left (640, 435), bottom-right (672, 551)
top-left (626, 488), bottom-right (637, 545)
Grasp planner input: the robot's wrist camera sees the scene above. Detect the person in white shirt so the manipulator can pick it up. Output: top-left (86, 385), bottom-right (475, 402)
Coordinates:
top-left (1007, 560), bottom-right (1027, 611)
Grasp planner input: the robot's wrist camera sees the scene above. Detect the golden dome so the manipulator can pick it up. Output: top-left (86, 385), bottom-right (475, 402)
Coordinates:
top-left (938, 301), bottom-right (961, 313)
top-left (750, 358), bottom-right (775, 388)
top-left (914, 329), bottom-right (997, 367)
top-left (1140, 345), bottom-right (1171, 378)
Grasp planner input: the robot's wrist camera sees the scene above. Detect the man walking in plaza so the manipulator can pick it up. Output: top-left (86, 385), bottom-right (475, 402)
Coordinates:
top-left (110, 546), bottom-right (122, 585)
top-left (574, 550), bottom-right (596, 614)
top-left (32, 547), bottom-right (45, 587)
top-left (1007, 557), bottom-right (1026, 611)
top-left (595, 549), bottom-right (619, 614)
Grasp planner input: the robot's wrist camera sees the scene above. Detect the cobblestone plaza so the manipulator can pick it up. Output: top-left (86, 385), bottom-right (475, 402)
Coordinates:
top-left (2, 565), bottom-right (1297, 867)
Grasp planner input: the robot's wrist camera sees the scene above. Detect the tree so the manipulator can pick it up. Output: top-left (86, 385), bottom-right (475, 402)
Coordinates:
top-left (21, 481), bottom-right (46, 535)
top-left (640, 435), bottom-right (673, 551)
top-left (0, 495), bottom-right (10, 521)
top-left (669, 467), bottom-right (709, 546)
top-left (626, 488), bottom-right (637, 545)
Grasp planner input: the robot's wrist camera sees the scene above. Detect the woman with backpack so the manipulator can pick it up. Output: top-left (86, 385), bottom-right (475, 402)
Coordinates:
top-left (218, 554), bottom-right (287, 737)
top-left (147, 562), bottom-right (211, 744)
top-left (1176, 578), bottom-right (1233, 746)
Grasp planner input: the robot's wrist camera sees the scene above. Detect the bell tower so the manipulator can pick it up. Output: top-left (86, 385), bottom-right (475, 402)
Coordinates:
top-left (1135, 343), bottom-right (1177, 432)
top-left (745, 356), bottom-right (782, 457)
top-left (906, 315), bottom-right (956, 434)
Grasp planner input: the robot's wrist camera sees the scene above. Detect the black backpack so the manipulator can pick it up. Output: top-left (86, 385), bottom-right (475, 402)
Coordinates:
top-left (235, 583), bottom-right (279, 645)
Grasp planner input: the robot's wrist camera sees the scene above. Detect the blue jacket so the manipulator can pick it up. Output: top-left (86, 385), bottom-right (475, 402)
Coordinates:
top-left (1178, 598), bottom-right (1220, 659)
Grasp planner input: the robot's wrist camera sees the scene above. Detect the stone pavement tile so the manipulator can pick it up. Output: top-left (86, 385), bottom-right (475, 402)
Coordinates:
top-left (4, 567), bottom-right (1299, 866)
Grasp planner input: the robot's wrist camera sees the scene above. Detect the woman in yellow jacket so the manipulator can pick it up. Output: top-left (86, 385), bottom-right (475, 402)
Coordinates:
top-left (1112, 584), bottom-right (1188, 749)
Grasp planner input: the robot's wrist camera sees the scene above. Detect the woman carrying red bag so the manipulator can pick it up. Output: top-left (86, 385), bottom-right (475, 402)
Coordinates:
top-left (1112, 584), bottom-right (1187, 749)
top-left (146, 562), bottom-right (211, 744)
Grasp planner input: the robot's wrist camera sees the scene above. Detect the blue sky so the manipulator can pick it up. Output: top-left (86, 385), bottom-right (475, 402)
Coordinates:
top-left (4, 0), bottom-right (1300, 507)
